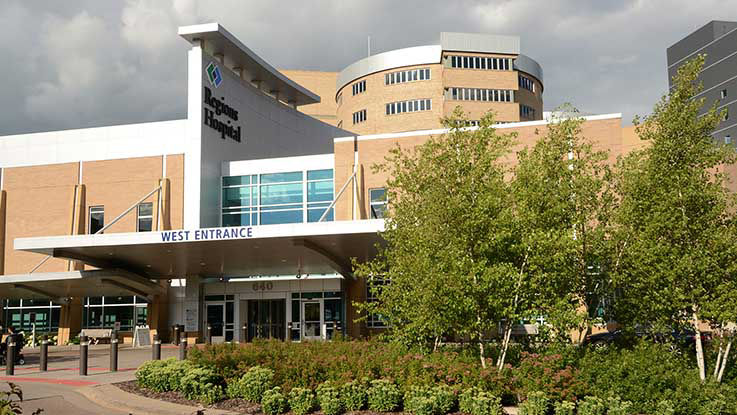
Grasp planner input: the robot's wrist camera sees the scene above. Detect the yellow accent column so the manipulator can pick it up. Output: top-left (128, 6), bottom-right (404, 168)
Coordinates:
top-left (0, 190), bottom-right (6, 276)
top-left (147, 283), bottom-right (170, 342)
top-left (155, 178), bottom-right (171, 231)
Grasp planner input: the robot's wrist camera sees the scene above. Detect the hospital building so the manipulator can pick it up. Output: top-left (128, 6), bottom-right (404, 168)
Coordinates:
top-left (0, 23), bottom-right (639, 344)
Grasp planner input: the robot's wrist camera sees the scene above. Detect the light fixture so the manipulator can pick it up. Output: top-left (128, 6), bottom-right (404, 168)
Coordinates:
top-left (200, 262), bottom-right (206, 266)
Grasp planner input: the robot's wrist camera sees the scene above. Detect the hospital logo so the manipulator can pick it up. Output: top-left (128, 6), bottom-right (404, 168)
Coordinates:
top-left (206, 62), bottom-right (223, 88)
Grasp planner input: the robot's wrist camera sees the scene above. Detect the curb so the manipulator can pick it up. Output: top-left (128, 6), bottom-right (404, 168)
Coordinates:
top-left (77, 383), bottom-right (237, 415)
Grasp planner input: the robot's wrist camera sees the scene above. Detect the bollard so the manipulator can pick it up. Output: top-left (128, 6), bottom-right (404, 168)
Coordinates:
top-left (179, 339), bottom-right (187, 360)
top-left (110, 331), bottom-right (119, 372)
top-left (153, 334), bottom-right (161, 360)
top-left (79, 335), bottom-right (88, 376)
top-left (206, 325), bottom-right (212, 345)
top-left (173, 325), bottom-right (180, 346)
top-left (6, 339), bottom-right (15, 376)
top-left (241, 325), bottom-right (247, 343)
top-left (40, 335), bottom-right (48, 372)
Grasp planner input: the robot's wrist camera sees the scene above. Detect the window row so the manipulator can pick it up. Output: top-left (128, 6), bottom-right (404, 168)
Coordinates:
top-left (385, 99), bottom-right (432, 115)
top-left (222, 169), bottom-right (334, 226)
top-left (352, 80), bottom-right (366, 95)
top-left (449, 55), bottom-right (513, 71)
top-left (521, 104), bottom-right (536, 119)
top-left (448, 87), bottom-right (514, 102)
top-left (519, 75), bottom-right (535, 92)
top-left (366, 277), bottom-right (389, 328)
top-left (353, 109), bottom-right (367, 124)
top-left (83, 296), bottom-right (148, 332)
top-left (88, 202), bottom-right (153, 234)
top-left (385, 68), bottom-right (431, 85)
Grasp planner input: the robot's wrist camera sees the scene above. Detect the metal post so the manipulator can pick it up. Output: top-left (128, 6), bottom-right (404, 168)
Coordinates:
top-left (179, 339), bottom-right (187, 360)
top-left (206, 325), bottom-right (212, 345)
top-left (79, 335), bottom-right (88, 376)
top-left (287, 322), bottom-right (292, 342)
top-left (40, 336), bottom-right (48, 372)
top-left (173, 325), bottom-right (180, 346)
top-left (241, 325), bottom-right (247, 343)
top-left (153, 334), bottom-right (161, 360)
top-left (6, 339), bottom-right (15, 376)
top-left (110, 332), bottom-right (119, 372)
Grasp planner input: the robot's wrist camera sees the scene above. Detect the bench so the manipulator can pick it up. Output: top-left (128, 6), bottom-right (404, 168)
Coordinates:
top-left (79, 329), bottom-right (113, 344)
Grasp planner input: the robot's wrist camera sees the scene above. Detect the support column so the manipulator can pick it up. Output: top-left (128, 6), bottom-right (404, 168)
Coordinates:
top-left (57, 297), bottom-right (83, 345)
top-left (155, 179), bottom-right (171, 231)
top-left (345, 278), bottom-right (367, 339)
top-left (184, 276), bottom-right (202, 344)
top-left (0, 190), bottom-right (6, 276)
top-left (147, 282), bottom-right (170, 342)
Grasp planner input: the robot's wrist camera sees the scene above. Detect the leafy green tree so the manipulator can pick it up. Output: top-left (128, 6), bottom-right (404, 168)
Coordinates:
top-left (355, 107), bottom-right (611, 368)
top-left (610, 55), bottom-right (737, 382)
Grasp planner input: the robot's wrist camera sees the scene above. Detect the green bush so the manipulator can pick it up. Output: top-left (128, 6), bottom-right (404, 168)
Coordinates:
top-left (552, 401), bottom-right (575, 415)
top-left (366, 379), bottom-right (402, 412)
top-left (178, 365), bottom-right (224, 404)
top-left (288, 387), bottom-right (315, 415)
top-left (458, 388), bottom-right (501, 415)
top-left (316, 381), bottom-right (343, 415)
top-left (656, 400), bottom-right (675, 415)
top-left (227, 366), bottom-right (274, 402)
top-left (262, 387), bottom-right (289, 415)
top-left (578, 341), bottom-right (737, 414)
top-left (513, 351), bottom-right (583, 402)
top-left (606, 396), bottom-right (633, 415)
top-left (340, 379), bottom-right (367, 411)
top-left (577, 396), bottom-right (606, 415)
top-left (135, 358), bottom-right (191, 393)
top-left (517, 391), bottom-right (547, 415)
top-left (404, 385), bottom-right (456, 415)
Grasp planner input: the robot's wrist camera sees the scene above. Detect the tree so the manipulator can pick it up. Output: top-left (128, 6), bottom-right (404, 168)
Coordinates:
top-left (610, 55), bottom-right (737, 382)
top-left (355, 109), bottom-right (518, 367)
top-left (355, 107), bottom-right (611, 369)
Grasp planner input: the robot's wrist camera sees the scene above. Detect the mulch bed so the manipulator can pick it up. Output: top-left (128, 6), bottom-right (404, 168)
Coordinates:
top-left (115, 380), bottom-right (260, 413)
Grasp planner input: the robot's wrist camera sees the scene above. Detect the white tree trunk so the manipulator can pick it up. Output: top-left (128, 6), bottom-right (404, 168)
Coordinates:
top-left (713, 332), bottom-right (724, 380)
top-left (692, 312), bottom-right (706, 382)
top-left (717, 340), bottom-right (732, 383)
top-left (479, 332), bottom-right (486, 369)
top-left (497, 323), bottom-right (513, 372)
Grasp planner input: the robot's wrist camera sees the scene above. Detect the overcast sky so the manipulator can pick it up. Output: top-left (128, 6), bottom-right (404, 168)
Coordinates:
top-left (0, 0), bottom-right (735, 135)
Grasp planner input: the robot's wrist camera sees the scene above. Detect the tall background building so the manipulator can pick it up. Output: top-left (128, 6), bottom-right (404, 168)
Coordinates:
top-left (283, 32), bottom-right (544, 135)
top-left (667, 20), bottom-right (737, 144)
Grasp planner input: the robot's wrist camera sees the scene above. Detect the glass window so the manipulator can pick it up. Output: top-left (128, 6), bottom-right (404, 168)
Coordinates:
top-left (261, 171), bottom-right (302, 184)
top-left (260, 183), bottom-right (303, 205)
top-left (137, 202), bottom-right (153, 232)
top-left (367, 277), bottom-right (389, 328)
top-left (721, 89), bottom-right (728, 99)
top-left (307, 169), bottom-right (332, 181)
top-left (89, 206), bottom-right (104, 234)
top-left (369, 188), bottom-right (388, 219)
top-left (222, 176), bottom-right (249, 186)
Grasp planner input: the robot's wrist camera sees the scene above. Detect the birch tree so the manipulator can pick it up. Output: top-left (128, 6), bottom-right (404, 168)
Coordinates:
top-left (610, 56), bottom-right (737, 382)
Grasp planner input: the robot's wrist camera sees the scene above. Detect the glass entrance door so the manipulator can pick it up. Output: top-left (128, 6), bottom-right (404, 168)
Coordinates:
top-left (302, 301), bottom-right (322, 340)
top-left (206, 303), bottom-right (225, 343)
top-left (247, 299), bottom-right (286, 341)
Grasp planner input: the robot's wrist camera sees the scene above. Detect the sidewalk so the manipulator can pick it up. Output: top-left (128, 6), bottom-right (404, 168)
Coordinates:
top-left (0, 344), bottom-right (231, 414)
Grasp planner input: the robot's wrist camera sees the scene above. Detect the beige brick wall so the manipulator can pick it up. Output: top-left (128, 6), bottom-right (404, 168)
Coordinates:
top-left (334, 117), bottom-right (625, 221)
top-left (280, 70), bottom-right (339, 126)
top-left (0, 154), bottom-right (185, 276)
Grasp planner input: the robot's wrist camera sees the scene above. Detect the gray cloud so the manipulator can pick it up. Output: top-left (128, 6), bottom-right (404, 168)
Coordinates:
top-left (0, 0), bottom-right (735, 135)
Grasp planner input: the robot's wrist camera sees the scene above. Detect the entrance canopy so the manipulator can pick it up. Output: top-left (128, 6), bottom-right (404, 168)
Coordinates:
top-left (14, 220), bottom-right (385, 279)
top-left (0, 269), bottom-right (165, 303)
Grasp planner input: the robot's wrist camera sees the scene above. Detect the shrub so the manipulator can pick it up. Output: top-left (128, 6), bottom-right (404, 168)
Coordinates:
top-left (656, 400), bottom-right (675, 415)
top-left (366, 379), bottom-right (402, 412)
top-left (606, 396), bottom-right (633, 415)
top-left (340, 379), bottom-right (367, 411)
top-left (513, 351), bottom-right (583, 402)
top-left (227, 366), bottom-right (274, 402)
top-left (178, 365), bottom-right (224, 404)
top-left (517, 391), bottom-right (547, 415)
top-left (262, 387), bottom-right (289, 415)
top-left (288, 387), bottom-right (315, 415)
top-left (577, 396), bottom-right (606, 415)
top-left (316, 381), bottom-right (342, 415)
top-left (404, 385), bottom-right (456, 415)
top-left (135, 358), bottom-right (191, 392)
top-left (552, 401), bottom-right (575, 415)
top-left (458, 388), bottom-right (501, 415)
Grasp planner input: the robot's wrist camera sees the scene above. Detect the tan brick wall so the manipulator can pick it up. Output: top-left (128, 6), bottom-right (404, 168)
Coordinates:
top-left (2, 163), bottom-right (80, 274)
top-left (334, 117), bottom-right (625, 221)
top-left (280, 70), bottom-right (339, 126)
top-left (1, 154), bottom-right (185, 276)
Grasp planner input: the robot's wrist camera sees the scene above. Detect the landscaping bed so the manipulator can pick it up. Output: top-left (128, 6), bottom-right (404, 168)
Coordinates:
top-left (117, 379), bottom-right (261, 413)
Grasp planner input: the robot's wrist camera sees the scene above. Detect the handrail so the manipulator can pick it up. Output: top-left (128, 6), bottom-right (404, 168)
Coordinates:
top-left (318, 171), bottom-right (356, 222)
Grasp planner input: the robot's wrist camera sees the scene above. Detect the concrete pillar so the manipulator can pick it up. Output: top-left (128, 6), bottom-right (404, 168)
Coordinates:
top-left (155, 179), bottom-right (171, 231)
top-left (147, 283), bottom-right (170, 342)
top-left (57, 297), bottom-right (83, 345)
top-left (68, 184), bottom-right (86, 271)
top-left (345, 278), bottom-right (367, 339)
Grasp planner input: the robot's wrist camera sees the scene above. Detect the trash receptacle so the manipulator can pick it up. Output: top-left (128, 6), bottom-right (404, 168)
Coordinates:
top-left (172, 324), bottom-right (184, 346)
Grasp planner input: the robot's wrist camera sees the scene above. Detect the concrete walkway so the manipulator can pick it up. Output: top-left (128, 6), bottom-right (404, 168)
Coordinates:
top-left (0, 344), bottom-right (229, 414)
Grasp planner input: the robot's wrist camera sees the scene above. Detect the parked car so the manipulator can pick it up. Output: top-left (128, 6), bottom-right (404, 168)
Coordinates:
top-left (583, 327), bottom-right (711, 352)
